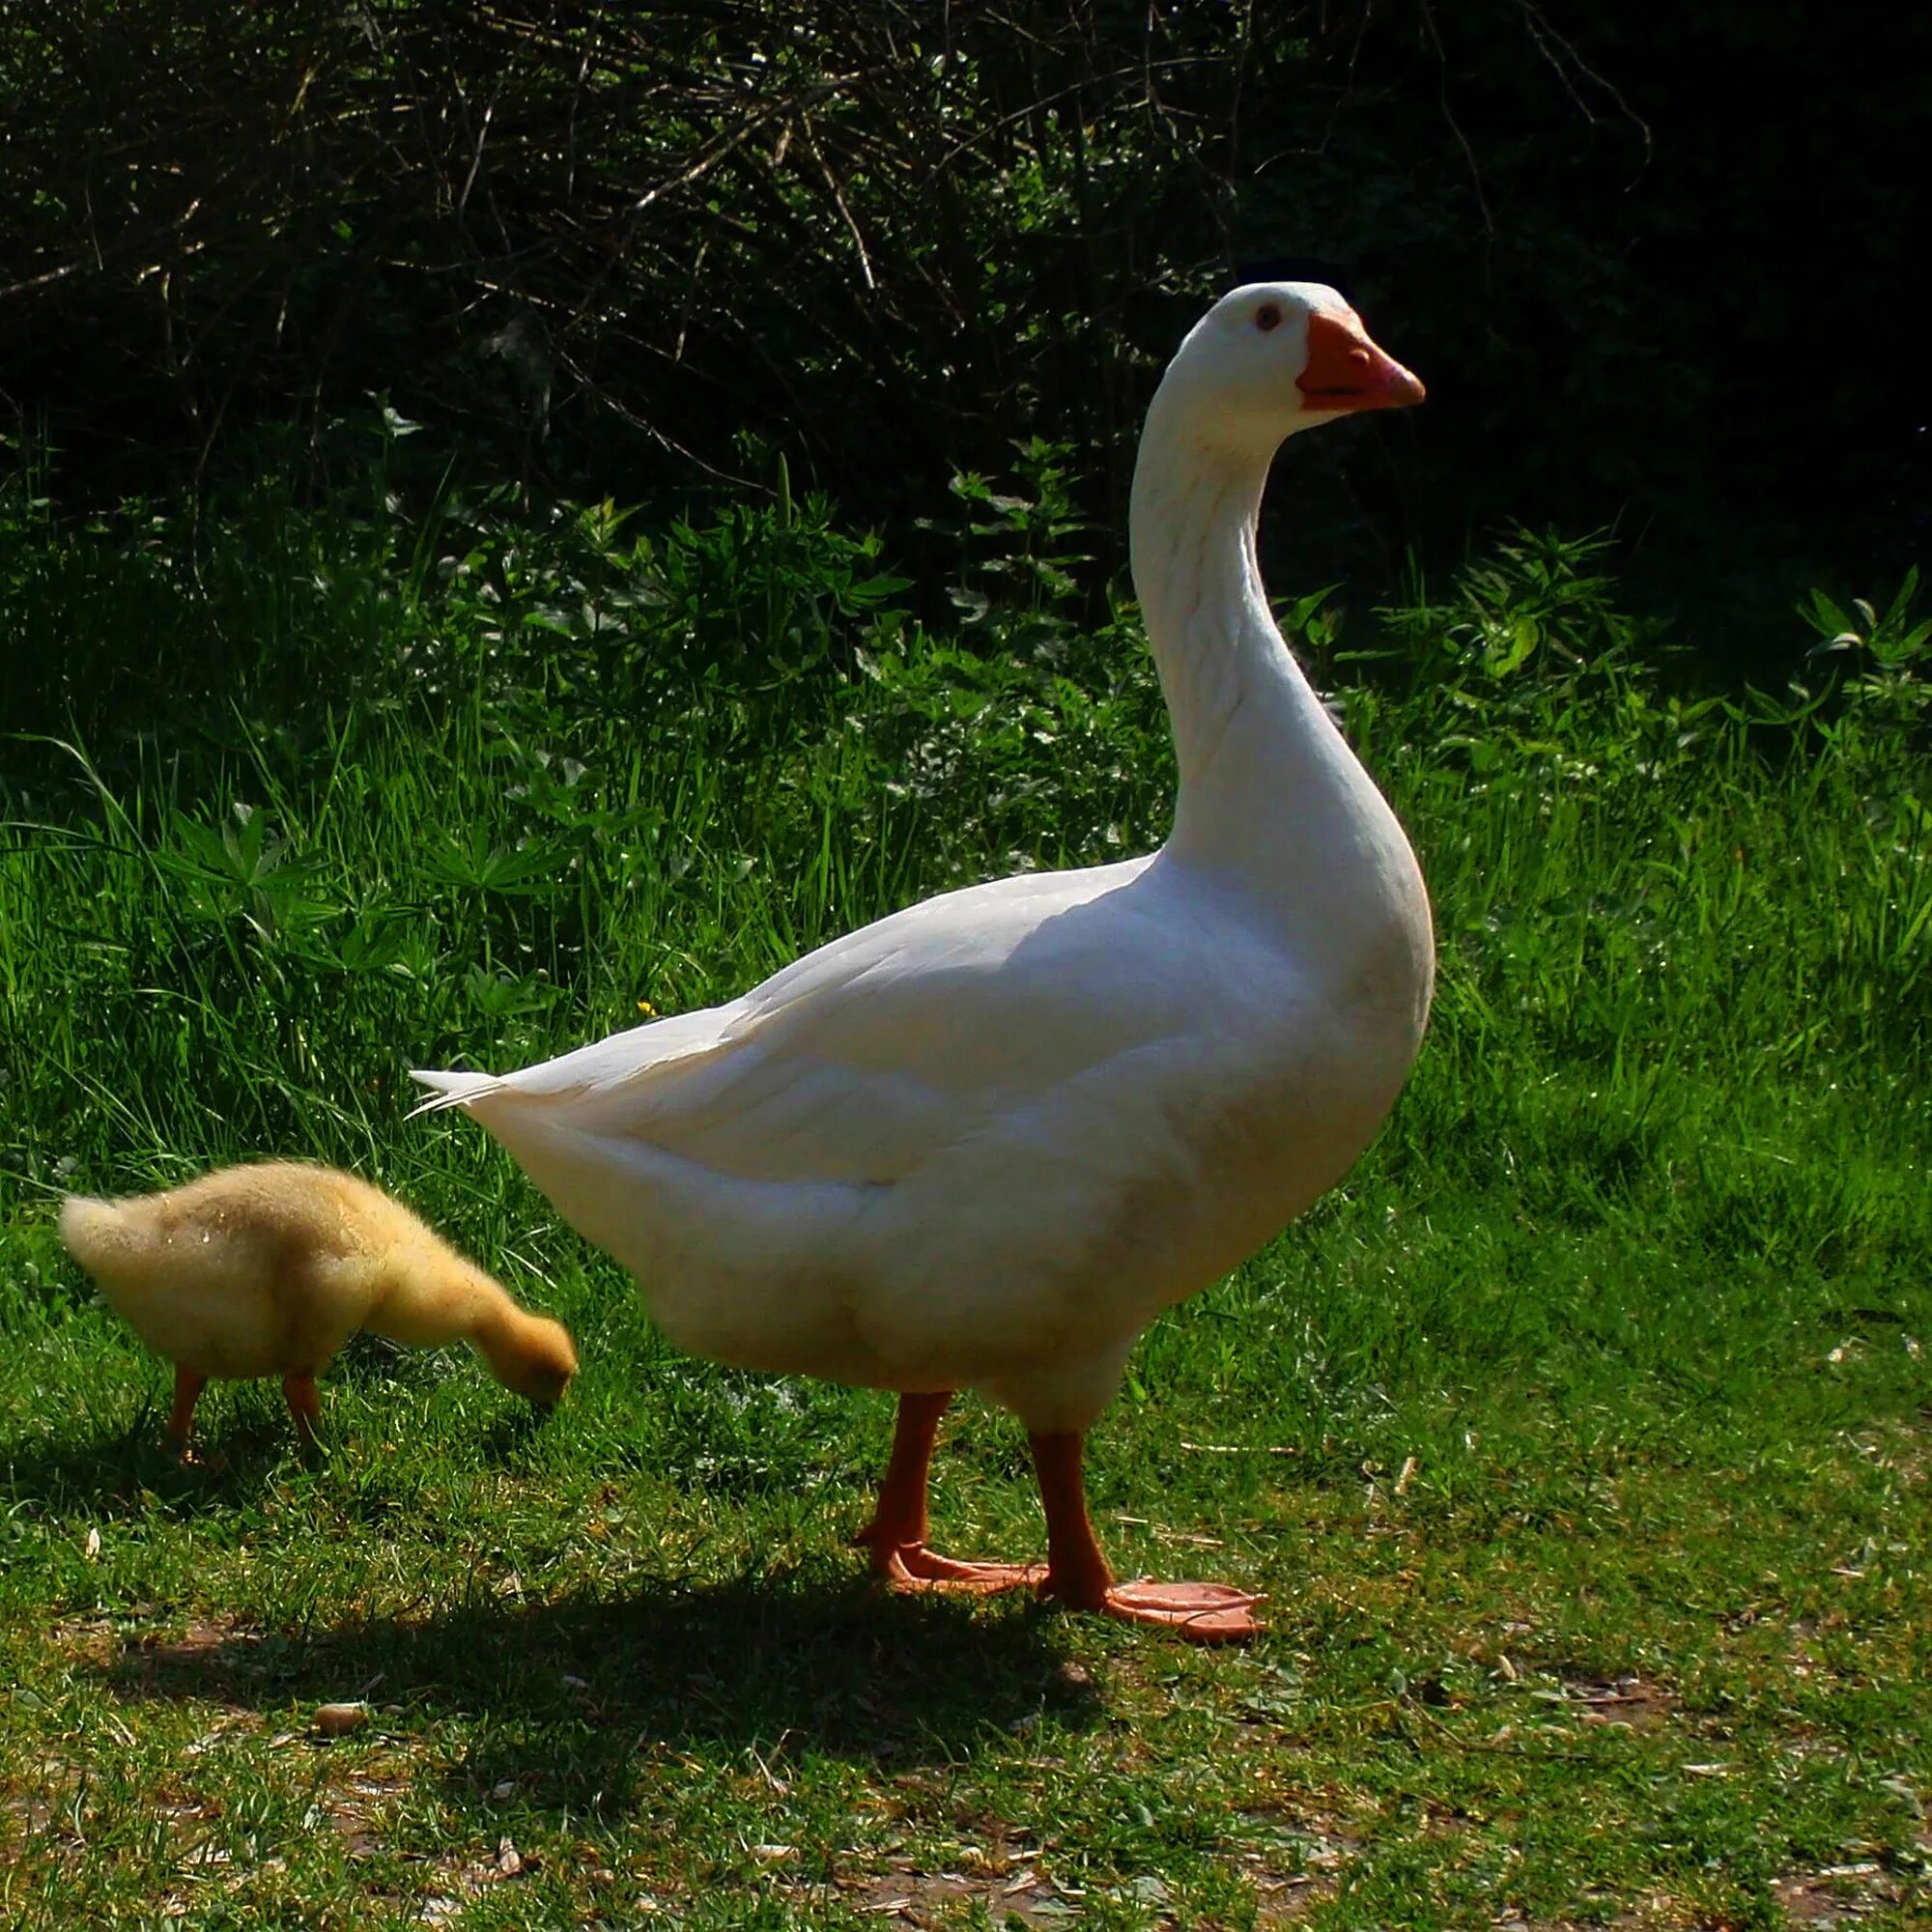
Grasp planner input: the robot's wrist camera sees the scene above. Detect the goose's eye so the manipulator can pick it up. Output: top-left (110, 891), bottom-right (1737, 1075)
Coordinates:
top-left (1255, 303), bottom-right (1282, 333)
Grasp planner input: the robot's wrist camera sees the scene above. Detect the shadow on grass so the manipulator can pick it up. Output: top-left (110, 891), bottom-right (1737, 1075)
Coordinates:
top-left (3, 1363), bottom-right (567, 1514)
top-left (0, 1413), bottom-right (308, 1517)
top-left (93, 1572), bottom-right (1102, 1809)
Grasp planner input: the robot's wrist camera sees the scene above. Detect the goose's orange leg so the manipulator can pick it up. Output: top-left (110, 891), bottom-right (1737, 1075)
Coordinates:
top-left (164, 1366), bottom-right (207, 1457)
top-left (1030, 1430), bottom-right (1261, 1643)
top-left (282, 1373), bottom-right (323, 1452)
top-left (857, 1392), bottom-right (1040, 1593)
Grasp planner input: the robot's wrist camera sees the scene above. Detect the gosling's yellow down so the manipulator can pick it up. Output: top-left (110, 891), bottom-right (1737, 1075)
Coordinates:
top-left (59, 1161), bottom-right (578, 1453)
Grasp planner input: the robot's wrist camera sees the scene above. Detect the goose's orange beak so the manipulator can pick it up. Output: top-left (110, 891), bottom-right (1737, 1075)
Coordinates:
top-left (1297, 311), bottom-right (1425, 412)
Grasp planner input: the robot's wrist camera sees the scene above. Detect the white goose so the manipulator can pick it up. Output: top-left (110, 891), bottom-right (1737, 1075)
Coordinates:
top-left (415, 282), bottom-right (1432, 1640)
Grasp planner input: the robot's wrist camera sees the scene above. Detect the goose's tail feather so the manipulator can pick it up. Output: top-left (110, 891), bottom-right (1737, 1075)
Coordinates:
top-left (409, 1069), bottom-right (505, 1119)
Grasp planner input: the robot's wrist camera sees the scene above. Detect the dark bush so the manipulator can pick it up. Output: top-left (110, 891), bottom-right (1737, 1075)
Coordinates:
top-left (1, 3), bottom-right (1924, 643)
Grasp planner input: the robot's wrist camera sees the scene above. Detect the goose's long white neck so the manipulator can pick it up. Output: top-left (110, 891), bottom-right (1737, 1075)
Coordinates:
top-left (1129, 389), bottom-right (1432, 993)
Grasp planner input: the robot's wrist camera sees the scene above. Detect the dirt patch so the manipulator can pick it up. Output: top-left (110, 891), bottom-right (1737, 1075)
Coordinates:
top-left (47, 1614), bottom-right (117, 1667)
top-left (1252, 1869), bottom-right (1331, 1923)
top-left (112, 1614), bottom-right (373, 1719)
top-left (324, 1770), bottom-right (415, 1861)
top-left (1774, 1863), bottom-right (1897, 1925)
top-left (837, 1861), bottom-right (1079, 1923)
top-left (0, 1760), bottom-right (82, 1870)
top-left (415, 1834), bottom-right (533, 1924)
top-left (1, 1783), bottom-right (55, 1846)
top-left (1225, 1809), bottom-right (1353, 1925)
top-left (113, 1614), bottom-right (267, 1708)
top-left (811, 1853), bottom-right (1335, 1927)
top-left (1559, 1674), bottom-right (1674, 1731)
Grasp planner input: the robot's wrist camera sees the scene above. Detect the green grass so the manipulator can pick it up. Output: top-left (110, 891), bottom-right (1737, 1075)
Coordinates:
top-left (0, 489), bottom-right (1928, 1928)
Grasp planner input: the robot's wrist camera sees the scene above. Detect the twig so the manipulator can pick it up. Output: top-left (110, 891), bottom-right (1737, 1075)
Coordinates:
top-left (1415, 0), bottom-right (1494, 241)
top-left (803, 121), bottom-right (876, 292)
top-left (1515, 1), bottom-right (1653, 180)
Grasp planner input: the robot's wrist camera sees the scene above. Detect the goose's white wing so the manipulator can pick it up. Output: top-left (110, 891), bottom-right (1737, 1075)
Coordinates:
top-left (415, 856), bottom-right (1289, 1188)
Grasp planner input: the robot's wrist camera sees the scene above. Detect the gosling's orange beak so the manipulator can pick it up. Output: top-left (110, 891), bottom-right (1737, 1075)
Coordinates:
top-left (1297, 310), bottom-right (1426, 412)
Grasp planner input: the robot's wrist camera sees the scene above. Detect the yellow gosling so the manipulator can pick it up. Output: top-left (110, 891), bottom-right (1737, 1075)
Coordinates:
top-left (59, 1161), bottom-right (577, 1454)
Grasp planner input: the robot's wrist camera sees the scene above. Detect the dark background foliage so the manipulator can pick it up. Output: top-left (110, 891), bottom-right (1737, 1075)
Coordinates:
top-left (1, 1), bottom-right (1924, 649)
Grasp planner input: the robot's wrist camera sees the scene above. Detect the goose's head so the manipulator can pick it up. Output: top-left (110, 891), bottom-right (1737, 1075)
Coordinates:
top-left (1161, 282), bottom-right (1424, 455)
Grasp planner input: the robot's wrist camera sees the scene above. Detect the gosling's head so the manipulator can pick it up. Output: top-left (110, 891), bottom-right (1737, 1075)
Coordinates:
top-left (487, 1312), bottom-right (580, 1406)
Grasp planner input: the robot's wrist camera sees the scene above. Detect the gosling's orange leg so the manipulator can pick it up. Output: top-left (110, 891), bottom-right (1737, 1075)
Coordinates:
top-left (281, 1373), bottom-right (323, 1452)
top-left (856, 1392), bottom-right (1041, 1593)
top-left (1030, 1430), bottom-right (1261, 1643)
top-left (164, 1366), bottom-right (207, 1458)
